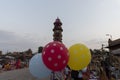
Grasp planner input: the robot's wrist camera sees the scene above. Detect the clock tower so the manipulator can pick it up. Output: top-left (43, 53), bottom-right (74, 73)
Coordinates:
top-left (53, 18), bottom-right (63, 42)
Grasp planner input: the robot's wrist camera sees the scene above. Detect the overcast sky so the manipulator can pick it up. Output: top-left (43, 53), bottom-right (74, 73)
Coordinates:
top-left (0, 0), bottom-right (120, 53)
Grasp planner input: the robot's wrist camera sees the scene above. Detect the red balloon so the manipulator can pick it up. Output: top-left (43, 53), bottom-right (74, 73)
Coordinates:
top-left (42, 41), bottom-right (69, 71)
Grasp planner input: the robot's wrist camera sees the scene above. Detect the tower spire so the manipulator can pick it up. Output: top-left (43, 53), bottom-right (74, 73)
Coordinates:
top-left (53, 18), bottom-right (63, 42)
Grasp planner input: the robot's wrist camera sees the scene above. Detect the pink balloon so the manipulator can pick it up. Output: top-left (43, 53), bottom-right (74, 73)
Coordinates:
top-left (42, 41), bottom-right (69, 71)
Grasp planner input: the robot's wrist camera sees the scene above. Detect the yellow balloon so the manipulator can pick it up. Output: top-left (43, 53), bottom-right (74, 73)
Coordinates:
top-left (68, 43), bottom-right (91, 70)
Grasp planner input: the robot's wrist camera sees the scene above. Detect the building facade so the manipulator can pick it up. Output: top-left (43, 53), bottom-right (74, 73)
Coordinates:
top-left (107, 38), bottom-right (120, 55)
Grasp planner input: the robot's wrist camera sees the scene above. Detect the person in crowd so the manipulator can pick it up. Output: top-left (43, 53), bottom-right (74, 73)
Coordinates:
top-left (99, 66), bottom-right (108, 80)
top-left (50, 70), bottom-right (65, 80)
top-left (65, 65), bottom-right (71, 80)
top-left (15, 59), bottom-right (21, 69)
top-left (50, 71), bottom-right (55, 80)
top-left (77, 71), bottom-right (83, 80)
top-left (4, 62), bottom-right (11, 71)
top-left (82, 67), bottom-right (90, 80)
top-left (0, 63), bottom-right (2, 72)
top-left (71, 70), bottom-right (79, 80)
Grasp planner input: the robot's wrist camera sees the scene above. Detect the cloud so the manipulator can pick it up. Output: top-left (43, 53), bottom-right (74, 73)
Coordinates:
top-left (0, 30), bottom-right (39, 54)
top-left (0, 30), bottom-right (109, 54)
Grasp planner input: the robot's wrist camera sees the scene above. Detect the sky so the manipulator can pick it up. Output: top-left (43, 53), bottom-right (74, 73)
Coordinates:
top-left (0, 0), bottom-right (120, 53)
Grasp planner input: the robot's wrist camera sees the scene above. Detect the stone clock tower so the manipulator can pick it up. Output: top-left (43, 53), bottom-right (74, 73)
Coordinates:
top-left (53, 18), bottom-right (63, 42)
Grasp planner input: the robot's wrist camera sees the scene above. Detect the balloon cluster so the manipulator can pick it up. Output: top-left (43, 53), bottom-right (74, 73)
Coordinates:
top-left (29, 41), bottom-right (91, 79)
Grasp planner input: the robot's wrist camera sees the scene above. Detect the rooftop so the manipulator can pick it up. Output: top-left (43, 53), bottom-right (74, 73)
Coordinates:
top-left (109, 38), bottom-right (120, 47)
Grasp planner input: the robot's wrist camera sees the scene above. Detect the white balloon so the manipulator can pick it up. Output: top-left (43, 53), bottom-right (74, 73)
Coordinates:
top-left (29, 53), bottom-right (51, 79)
